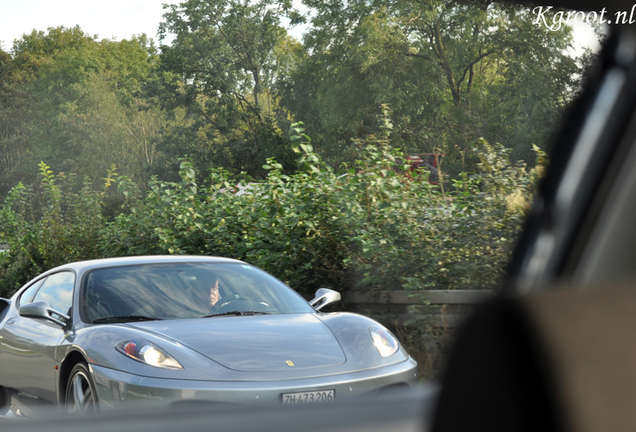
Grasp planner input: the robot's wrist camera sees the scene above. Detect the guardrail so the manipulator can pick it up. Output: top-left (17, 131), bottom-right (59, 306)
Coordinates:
top-left (343, 290), bottom-right (496, 327)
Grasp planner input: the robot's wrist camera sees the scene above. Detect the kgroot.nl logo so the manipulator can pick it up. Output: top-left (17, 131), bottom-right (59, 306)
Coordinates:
top-left (533, 6), bottom-right (636, 31)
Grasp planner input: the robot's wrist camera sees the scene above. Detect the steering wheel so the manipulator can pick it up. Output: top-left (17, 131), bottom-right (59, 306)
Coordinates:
top-left (96, 300), bottom-right (114, 317)
top-left (209, 295), bottom-right (242, 313)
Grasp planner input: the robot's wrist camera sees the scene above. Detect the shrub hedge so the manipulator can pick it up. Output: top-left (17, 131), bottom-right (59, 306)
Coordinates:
top-left (0, 123), bottom-right (538, 300)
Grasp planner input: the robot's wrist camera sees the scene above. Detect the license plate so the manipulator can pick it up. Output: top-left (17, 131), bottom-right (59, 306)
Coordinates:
top-left (282, 389), bottom-right (335, 404)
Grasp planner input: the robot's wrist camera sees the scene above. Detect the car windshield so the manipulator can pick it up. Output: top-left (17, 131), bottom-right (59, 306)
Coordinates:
top-left (82, 263), bottom-right (314, 323)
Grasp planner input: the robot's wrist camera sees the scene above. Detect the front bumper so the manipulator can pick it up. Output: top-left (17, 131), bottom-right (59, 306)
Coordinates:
top-left (90, 357), bottom-right (419, 410)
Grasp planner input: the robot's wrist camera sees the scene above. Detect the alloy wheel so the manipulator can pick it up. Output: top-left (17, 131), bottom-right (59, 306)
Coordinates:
top-left (66, 363), bottom-right (97, 414)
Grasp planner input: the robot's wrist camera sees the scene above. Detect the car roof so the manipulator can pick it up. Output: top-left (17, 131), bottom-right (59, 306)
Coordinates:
top-left (46, 255), bottom-right (245, 274)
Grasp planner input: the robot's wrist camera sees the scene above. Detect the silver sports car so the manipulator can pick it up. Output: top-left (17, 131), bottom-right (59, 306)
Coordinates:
top-left (0, 256), bottom-right (418, 414)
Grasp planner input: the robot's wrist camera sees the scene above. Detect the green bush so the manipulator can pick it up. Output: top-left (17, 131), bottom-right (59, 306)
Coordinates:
top-left (0, 122), bottom-right (536, 301)
top-left (0, 163), bottom-right (107, 296)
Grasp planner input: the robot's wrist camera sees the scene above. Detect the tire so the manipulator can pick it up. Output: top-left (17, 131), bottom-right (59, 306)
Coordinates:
top-left (65, 363), bottom-right (98, 414)
top-left (0, 386), bottom-right (10, 415)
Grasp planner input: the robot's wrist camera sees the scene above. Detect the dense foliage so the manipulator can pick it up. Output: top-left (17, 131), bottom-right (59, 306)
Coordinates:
top-left (277, 0), bottom-right (582, 170)
top-left (0, 0), bottom-right (590, 197)
top-left (0, 119), bottom-right (539, 298)
top-left (1, 28), bottom-right (162, 196)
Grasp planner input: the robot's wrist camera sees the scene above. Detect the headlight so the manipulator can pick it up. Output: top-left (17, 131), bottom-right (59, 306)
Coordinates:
top-left (369, 325), bottom-right (399, 357)
top-left (116, 339), bottom-right (183, 370)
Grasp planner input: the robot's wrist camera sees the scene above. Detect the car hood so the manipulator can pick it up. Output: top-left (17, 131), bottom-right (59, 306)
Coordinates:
top-left (126, 313), bottom-right (347, 372)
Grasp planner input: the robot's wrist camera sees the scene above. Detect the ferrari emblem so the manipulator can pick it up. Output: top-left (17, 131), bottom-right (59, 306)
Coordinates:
top-left (286, 360), bottom-right (295, 367)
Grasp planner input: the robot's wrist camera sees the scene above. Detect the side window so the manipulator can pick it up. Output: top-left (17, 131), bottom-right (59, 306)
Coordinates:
top-left (18, 278), bottom-right (46, 307)
top-left (32, 272), bottom-right (75, 315)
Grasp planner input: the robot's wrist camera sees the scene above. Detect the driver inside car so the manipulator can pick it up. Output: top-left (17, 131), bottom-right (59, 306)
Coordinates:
top-left (209, 278), bottom-right (221, 308)
top-left (207, 277), bottom-right (238, 312)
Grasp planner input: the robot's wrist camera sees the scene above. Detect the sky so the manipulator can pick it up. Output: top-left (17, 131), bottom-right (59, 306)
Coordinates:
top-left (0, 0), bottom-right (601, 54)
top-left (0, 0), bottom-right (180, 51)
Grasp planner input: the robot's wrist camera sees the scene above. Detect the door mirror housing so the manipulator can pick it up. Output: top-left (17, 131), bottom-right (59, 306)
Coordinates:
top-left (19, 301), bottom-right (70, 327)
top-left (309, 288), bottom-right (341, 311)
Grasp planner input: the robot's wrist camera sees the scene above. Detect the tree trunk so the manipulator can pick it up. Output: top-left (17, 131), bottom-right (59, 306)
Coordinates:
top-left (433, 21), bottom-right (461, 108)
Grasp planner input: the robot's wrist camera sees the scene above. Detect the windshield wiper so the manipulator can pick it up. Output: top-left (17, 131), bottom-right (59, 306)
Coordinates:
top-left (93, 315), bottom-right (161, 324)
top-left (203, 310), bottom-right (271, 318)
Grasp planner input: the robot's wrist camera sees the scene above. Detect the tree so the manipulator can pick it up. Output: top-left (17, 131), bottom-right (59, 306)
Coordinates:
top-left (0, 48), bottom-right (32, 196)
top-left (278, 0), bottom-right (582, 173)
top-left (0, 27), bottom-right (165, 195)
top-left (156, 0), bottom-right (302, 178)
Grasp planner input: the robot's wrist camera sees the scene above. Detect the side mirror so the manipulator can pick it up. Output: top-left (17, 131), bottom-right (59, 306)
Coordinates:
top-left (19, 301), bottom-right (69, 327)
top-left (309, 288), bottom-right (341, 311)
